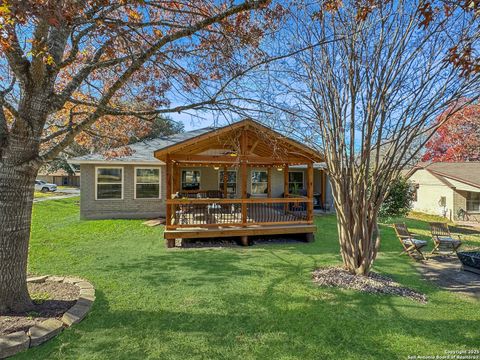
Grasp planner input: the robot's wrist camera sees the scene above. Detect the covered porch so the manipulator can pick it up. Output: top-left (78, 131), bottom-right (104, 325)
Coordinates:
top-left (154, 119), bottom-right (325, 247)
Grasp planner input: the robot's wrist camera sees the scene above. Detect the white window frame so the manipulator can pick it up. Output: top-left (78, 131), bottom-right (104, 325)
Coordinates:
top-left (288, 171), bottom-right (305, 193)
top-left (181, 169), bottom-right (202, 191)
top-left (218, 169), bottom-right (237, 195)
top-left (250, 169), bottom-right (268, 197)
top-left (134, 167), bottom-right (162, 200)
top-left (467, 192), bottom-right (480, 213)
top-left (95, 166), bottom-right (124, 200)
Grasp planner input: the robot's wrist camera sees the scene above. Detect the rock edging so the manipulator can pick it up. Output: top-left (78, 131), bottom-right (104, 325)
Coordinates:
top-left (0, 276), bottom-right (95, 359)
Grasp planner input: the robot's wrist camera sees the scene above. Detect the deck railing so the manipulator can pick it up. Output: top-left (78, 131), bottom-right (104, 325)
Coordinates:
top-left (166, 197), bottom-right (312, 229)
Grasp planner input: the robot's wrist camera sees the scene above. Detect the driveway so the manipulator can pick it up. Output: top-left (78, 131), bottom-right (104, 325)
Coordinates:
top-left (33, 188), bottom-right (80, 203)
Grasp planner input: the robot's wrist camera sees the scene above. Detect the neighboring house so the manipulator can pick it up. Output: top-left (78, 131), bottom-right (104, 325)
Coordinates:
top-left (406, 162), bottom-right (480, 221)
top-left (37, 169), bottom-right (80, 187)
top-left (71, 119), bottom-right (333, 245)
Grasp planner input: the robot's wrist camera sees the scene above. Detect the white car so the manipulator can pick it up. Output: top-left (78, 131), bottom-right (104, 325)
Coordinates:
top-left (35, 180), bottom-right (57, 193)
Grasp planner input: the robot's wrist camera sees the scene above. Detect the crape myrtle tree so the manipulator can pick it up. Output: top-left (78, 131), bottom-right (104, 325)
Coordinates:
top-left (0, 0), bottom-right (281, 313)
top-left (265, 0), bottom-right (479, 275)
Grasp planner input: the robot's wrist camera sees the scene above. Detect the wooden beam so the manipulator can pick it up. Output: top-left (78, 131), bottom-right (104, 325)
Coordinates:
top-left (172, 163), bottom-right (180, 194)
top-left (241, 161), bottom-right (248, 225)
top-left (321, 170), bottom-right (327, 208)
top-left (169, 154), bottom-right (309, 164)
top-left (164, 224), bottom-right (317, 239)
top-left (223, 166), bottom-right (228, 198)
top-left (167, 197), bottom-right (309, 205)
top-left (307, 162), bottom-right (314, 221)
top-left (165, 155), bottom-right (172, 227)
top-left (284, 164), bottom-right (289, 197)
top-left (249, 139), bottom-right (259, 154)
top-left (267, 167), bottom-right (272, 198)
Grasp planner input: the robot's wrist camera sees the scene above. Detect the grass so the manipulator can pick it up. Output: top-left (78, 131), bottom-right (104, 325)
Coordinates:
top-left (33, 191), bottom-right (58, 199)
top-left (17, 197), bottom-right (480, 359)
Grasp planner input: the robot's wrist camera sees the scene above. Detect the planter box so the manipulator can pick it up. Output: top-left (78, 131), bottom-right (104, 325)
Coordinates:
top-left (457, 251), bottom-right (480, 275)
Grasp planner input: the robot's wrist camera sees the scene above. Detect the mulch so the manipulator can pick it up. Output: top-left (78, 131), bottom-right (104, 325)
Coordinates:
top-left (0, 281), bottom-right (79, 335)
top-left (312, 266), bottom-right (427, 303)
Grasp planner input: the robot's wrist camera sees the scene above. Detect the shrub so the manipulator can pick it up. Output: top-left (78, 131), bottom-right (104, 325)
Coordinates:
top-left (379, 177), bottom-right (414, 219)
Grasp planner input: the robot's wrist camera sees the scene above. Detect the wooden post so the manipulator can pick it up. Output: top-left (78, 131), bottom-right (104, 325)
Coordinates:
top-left (166, 155), bottom-right (172, 225)
top-left (240, 129), bottom-right (248, 226)
top-left (267, 167), bottom-right (272, 198)
top-left (321, 170), bottom-right (327, 209)
top-left (241, 161), bottom-right (248, 225)
top-left (223, 166), bottom-right (228, 198)
top-left (172, 163), bottom-right (180, 194)
top-left (165, 155), bottom-right (175, 248)
top-left (307, 162), bottom-right (314, 222)
top-left (283, 164), bottom-right (289, 197)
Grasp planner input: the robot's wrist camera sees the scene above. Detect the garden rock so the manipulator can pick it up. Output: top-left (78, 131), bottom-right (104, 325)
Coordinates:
top-left (28, 319), bottom-right (64, 347)
top-left (0, 331), bottom-right (30, 359)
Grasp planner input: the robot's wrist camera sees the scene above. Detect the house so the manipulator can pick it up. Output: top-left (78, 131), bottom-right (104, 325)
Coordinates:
top-left (37, 168), bottom-right (80, 187)
top-left (71, 119), bottom-right (333, 245)
top-left (406, 162), bottom-right (480, 221)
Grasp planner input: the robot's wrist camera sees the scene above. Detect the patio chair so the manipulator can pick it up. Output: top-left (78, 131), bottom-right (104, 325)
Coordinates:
top-left (393, 223), bottom-right (428, 260)
top-left (429, 222), bottom-right (462, 254)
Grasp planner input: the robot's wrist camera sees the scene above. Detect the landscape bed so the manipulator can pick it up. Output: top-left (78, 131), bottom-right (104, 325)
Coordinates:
top-left (14, 197), bottom-right (480, 359)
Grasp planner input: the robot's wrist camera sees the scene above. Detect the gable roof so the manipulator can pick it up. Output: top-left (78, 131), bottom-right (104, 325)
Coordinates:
top-left (154, 118), bottom-right (324, 163)
top-left (406, 162), bottom-right (480, 190)
top-left (71, 119), bottom-right (324, 165)
top-left (70, 127), bottom-right (215, 164)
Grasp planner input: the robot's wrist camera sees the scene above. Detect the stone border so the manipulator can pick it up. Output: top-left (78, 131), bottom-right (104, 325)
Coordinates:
top-left (0, 276), bottom-right (95, 359)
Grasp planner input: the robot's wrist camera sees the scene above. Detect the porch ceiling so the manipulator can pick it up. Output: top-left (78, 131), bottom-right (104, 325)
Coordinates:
top-left (154, 119), bottom-right (323, 165)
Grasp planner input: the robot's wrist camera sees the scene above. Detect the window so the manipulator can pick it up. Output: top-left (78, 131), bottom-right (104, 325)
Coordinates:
top-left (251, 170), bottom-right (268, 195)
top-left (135, 168), bottom-right (160, 199)
top-left (467, 192), bottom-right (480, 212)
top-left (288, 171), bottom-right (304, 194)
top-left (439, 196), bottom-right (447, 207)
top-left (182, 170), bottom-right (201, 190)
top-left (96, 167), bottom-right (123, 200)
top-left (219, 170), bottom-right (237, 196)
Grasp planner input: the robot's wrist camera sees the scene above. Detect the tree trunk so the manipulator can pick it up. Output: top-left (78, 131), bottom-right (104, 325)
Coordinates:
top-left (336, 204), bottom-right (381, 276)
top-left (0, 142), bottom-right (39, 313)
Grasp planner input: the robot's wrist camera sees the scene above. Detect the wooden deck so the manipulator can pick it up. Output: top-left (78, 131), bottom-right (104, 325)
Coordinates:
top-left (164, 197), bottom-right (316, 246)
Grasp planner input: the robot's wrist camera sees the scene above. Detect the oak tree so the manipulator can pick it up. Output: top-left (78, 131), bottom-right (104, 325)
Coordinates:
top-left (0, 0), bottom-right (275, 313)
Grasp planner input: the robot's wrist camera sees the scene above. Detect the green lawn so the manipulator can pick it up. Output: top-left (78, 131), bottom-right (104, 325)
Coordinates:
top-left (33, 191), bottom-right (58, 199)
top-left (19, 198), bottom-right (480, 359)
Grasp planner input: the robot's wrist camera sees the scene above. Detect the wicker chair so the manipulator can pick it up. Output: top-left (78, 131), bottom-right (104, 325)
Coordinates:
top-left (393, 223), bottom-right (428, 260)
top-left (429, 222), bottom-right (462, 254)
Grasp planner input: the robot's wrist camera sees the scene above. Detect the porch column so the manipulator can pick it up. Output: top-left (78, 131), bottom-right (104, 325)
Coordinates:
top-left (172, 163), bottom-right (180, 194)
top-left (307, 162), bottom-right (313, 222)
top-left (283, 164), bottom-right (289, 197)
top-left (166, 155), bottom-right (172, 227)
top-left (223, 166), bottom-right (228, 198)
top-left (165, 155), bottom-right (175, 247)
top-left (241, 161), bottom-right (247, 225)
top-left (267, 167), bottom-right (272, 198)
top-left (284, 164), bottom-right (289, 213)
top-left (321, 170), bottom-right (327, 208)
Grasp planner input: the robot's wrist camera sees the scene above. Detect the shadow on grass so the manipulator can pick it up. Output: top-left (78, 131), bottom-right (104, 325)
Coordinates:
top-left (22, 284), bottom-right (479, 360)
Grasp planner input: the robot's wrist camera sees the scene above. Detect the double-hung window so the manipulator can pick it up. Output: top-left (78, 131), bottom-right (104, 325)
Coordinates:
top-left (96, 167), bottom-right (123, 199)
top-left (135, 168), bottom-right (161, 199)
top-left (251, 170), bottom-right (268, 195)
